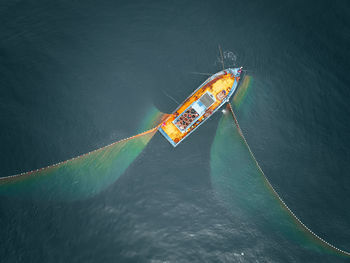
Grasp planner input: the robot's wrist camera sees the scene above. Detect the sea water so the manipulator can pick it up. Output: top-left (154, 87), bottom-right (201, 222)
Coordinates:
top-left (0, 0), bottom-right (349, 262)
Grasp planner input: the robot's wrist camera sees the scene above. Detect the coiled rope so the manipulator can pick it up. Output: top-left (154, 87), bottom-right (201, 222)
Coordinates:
top-left (227, 102), bottom-right (350, 257)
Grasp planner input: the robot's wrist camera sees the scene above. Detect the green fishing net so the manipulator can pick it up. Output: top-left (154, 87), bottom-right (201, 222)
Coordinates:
top-left (210, 76), bottom-right (349, 257)
top-left (0, 106), bottom-right (167, 201)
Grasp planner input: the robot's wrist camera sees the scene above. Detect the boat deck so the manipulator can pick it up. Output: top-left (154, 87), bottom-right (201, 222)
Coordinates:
top-left (159, 71), bottom-right (237, 146)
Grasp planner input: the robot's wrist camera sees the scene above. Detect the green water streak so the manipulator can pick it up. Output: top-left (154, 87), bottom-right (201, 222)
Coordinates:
top-left (0, 106), bottom-right (165, 201)
top-left (137, 106), bottom-right (167, 132)
top-left (233, 75), bottom-right (252, 109)
top-left (210, 110), bottom-right (349, 258)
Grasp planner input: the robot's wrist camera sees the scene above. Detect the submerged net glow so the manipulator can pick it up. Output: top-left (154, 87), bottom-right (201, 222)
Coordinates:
top-left (210, 103), bottom-right (350, 257)
top-left (0, 106), bottom-right (168, 201)
top-left (232, 74), bottom-right (252, 109)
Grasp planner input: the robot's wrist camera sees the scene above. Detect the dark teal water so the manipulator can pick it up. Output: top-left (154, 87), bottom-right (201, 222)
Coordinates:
top-left (0, 0), bottom-right (349, 262)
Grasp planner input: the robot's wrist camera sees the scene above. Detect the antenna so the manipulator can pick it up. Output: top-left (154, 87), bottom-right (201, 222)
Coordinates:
top-left (218, 45), bottom-right (225, 70)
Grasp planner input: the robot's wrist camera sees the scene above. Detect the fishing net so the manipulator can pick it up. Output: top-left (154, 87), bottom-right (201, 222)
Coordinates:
top-left (210, 76), bottom-right (349, 257)
top-left (0, 106), bottom-right (168, 201)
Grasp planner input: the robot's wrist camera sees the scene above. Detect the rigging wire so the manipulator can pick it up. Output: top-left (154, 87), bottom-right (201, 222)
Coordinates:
top-left (162, 90), bottom-right (180, 105)
top-left (218, 45), bottom-right (225, 70)
top-left (189, 72), bottom-right (213, 76)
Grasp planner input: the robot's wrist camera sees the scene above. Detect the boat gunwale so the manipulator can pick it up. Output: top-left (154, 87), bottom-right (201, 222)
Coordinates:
top-left (171, 70), bottom-right (227, 114)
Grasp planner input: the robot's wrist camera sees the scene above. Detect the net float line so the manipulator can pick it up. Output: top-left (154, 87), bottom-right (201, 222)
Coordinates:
top-left (0, 125), bottom-right (160, 183)
top-left (226, 102), bottom-right (350, 257)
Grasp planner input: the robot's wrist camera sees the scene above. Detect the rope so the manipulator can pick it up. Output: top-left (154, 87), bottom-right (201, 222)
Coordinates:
top-left (189, 72), bottom-right (213, 76)
top-left (218, 45), bottom-right (225, 70)
top-left (162, 90), bottom-right (180, 105)
top-left (0, 125), bottom-right (160, 181)
top-left (226, 102), bottom-right (350, 257)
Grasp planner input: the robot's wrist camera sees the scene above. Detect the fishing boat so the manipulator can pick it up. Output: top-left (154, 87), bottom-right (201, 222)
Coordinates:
top-left (158, 67), bottom-right (243, 147)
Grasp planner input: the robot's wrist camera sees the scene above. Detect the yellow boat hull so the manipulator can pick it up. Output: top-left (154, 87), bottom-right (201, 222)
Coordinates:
top-left (158, 68), bottom-right (242, 147)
